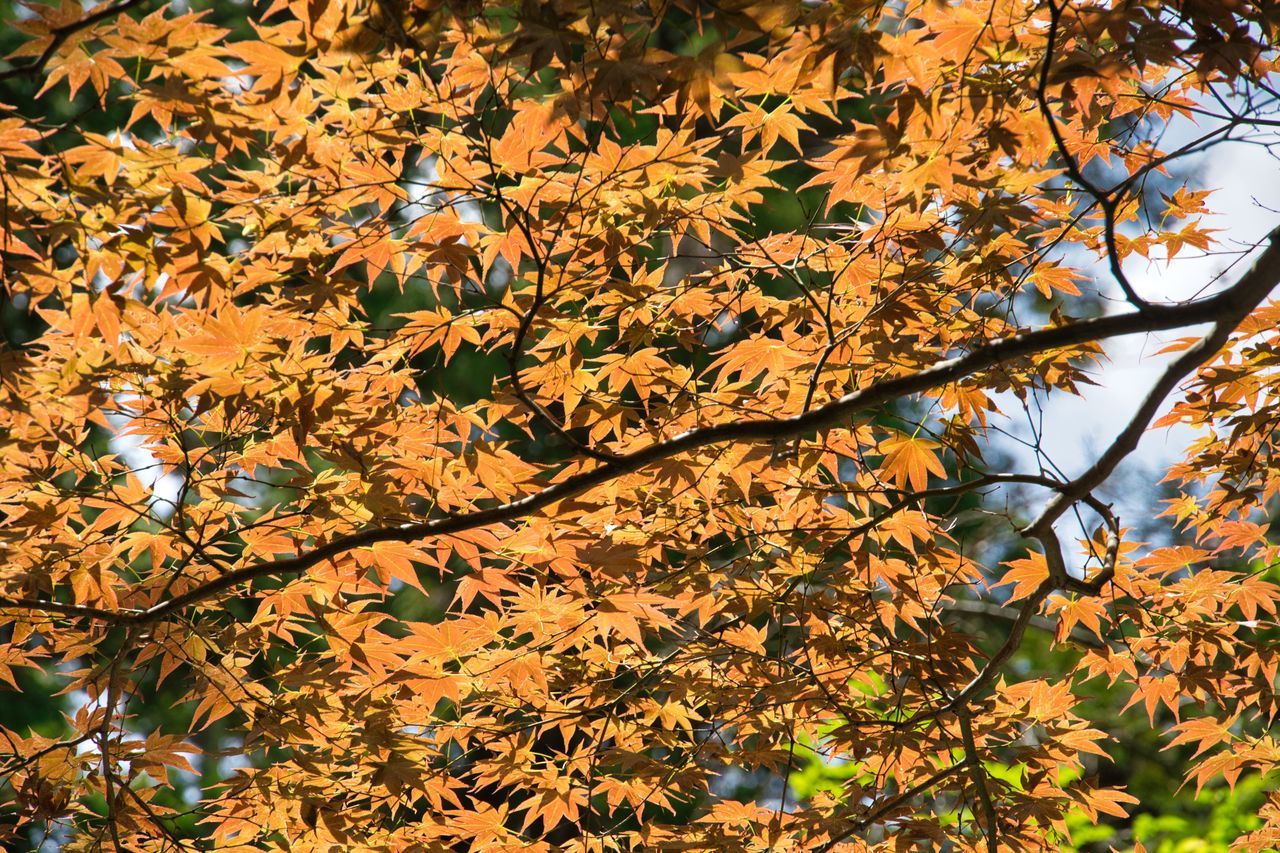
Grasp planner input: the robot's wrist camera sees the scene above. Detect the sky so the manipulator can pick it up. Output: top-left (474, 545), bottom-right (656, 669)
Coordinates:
top-left (991, 118), bottom-right (1280, 550)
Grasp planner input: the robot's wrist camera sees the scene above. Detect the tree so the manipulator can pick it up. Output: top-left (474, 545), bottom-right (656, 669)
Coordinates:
top-left (3, 0), bottom-right (1280, 849)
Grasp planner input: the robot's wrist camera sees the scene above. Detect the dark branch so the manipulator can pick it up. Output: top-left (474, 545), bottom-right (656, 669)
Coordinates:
top-left (0, 0), bottom-right (152, 83)
top-left (4, 227), bottom-right (1279, 626)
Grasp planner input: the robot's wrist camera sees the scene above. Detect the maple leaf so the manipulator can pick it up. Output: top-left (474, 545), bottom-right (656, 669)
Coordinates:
top-left (1072, 785), bottom-right (1139, 821)
top-left (880, 434), bottom-right (948, 492)
top-left (995, 553), bottom-right (1050, 602)
top-left (1166, 716), bottom-right (1236, 760)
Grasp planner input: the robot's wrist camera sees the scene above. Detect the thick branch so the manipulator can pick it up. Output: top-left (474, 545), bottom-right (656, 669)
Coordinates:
top-left (4, 227), bottom-right (1279, 626)
top-left (959, 710), bottom-right (999, 853)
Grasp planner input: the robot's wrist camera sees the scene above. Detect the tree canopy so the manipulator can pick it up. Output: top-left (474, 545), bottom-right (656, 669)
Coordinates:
top-left (4, 0), bottom-right (1280, 849)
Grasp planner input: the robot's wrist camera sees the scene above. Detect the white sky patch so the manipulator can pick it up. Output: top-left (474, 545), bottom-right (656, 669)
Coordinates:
top-left (104, 403), bottom-right (185, 516)
top-left (992, 128), bottom-right (1280, 542)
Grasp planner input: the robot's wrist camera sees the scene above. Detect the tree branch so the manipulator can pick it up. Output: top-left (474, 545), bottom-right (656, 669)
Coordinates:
top-left (0, 0), bottom-right (152, 83)
top-left (4, 226), bottom-right (1278, 626)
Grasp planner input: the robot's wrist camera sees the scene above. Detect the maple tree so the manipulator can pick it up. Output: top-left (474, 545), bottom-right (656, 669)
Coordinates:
top-left (5, 0), bottom-right (1280, 849)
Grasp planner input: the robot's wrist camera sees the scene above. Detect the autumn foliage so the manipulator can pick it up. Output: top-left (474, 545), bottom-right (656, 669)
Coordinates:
top-left (4, 0), bottom-right (1280, 849)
